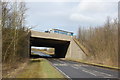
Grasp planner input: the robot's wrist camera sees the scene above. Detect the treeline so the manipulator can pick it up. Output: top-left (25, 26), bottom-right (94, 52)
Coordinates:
top-left (77, 17), bottom-right (118, 67)
top-left (2, 2), bottom-right (29, 67)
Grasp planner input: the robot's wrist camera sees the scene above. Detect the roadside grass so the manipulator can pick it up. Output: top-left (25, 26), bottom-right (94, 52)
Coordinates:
top-left (31, 52), bottom-right (39, 55)
top-left (15, 58), bottom-right (66, 79)
top-left (41, 59), bottom-right (65, 78)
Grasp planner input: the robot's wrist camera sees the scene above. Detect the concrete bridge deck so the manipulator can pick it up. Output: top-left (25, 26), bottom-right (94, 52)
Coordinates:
top-left (31, 30), bottom-right (71, 41)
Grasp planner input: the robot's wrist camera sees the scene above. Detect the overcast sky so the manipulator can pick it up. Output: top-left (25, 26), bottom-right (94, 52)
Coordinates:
top-left (26, 0), bottom-right (119, 35)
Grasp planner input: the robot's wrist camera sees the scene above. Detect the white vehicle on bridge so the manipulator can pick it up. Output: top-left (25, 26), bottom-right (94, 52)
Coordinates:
top-left (45, 29), bottom-right (74, 36)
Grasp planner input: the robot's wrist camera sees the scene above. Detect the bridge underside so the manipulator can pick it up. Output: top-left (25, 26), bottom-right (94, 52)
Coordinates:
top-left (30, 37), bottom-right (70, 58)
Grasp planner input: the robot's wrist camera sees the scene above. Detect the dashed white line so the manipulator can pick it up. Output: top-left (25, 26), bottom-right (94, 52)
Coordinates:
top-left (94, 71), bottom-right (112, 77)
top-left (79, 67), bottom-right (113, 78)
top-left (71, 66), bottom-right (79, 69)
top-left (48, 59), bottom-right (115, 78)
top-left (82, 70), bottom-right (97, 76)
top-left (71, 65), bottom-right (113, 78)
top-left (56, 59), bottom-right (66, 64)
top-left (53, 63), bottom-right (68, 66)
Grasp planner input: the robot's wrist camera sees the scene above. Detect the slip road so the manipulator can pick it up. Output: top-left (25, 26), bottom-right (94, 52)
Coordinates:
top-left (48, 59), bottom-right (119, 79)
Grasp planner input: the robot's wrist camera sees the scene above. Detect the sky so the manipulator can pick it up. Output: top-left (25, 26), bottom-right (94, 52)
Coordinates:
top-left (26, 0), bottom-right (119, 35)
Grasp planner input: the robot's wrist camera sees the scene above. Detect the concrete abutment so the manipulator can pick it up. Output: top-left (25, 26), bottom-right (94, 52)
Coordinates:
top-left (30, 30), bottom-right (86, 60)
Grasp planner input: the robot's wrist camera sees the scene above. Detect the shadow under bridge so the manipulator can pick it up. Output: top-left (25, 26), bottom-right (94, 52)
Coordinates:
top-left (30, 37), bottom-right (70, 58)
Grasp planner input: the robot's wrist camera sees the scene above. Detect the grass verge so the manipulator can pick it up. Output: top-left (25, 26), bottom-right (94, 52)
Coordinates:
top-left (15, 58), bottom-right (66, 78)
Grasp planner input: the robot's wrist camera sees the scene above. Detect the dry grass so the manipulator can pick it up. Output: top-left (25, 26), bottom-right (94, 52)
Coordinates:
top-left (77, 18), bottom-right (118, 67)
top-left (15, 58), bottom-right (65, 78)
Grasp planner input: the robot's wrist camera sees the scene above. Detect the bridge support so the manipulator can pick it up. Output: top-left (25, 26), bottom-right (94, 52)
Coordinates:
top-left (55, 42), bottom-right (70, 58)
top-left (30, 31), bottom-right (87, 60)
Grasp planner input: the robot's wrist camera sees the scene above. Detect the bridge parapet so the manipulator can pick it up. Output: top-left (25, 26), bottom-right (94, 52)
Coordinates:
top-left (31, 30), bottom-right (71, 41)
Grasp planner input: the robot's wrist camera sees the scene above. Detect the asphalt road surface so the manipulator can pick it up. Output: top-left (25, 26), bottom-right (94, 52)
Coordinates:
top-left (31, 51), bottom-right (52, 57)
top-left (48, 59), bottom-right (119, 79)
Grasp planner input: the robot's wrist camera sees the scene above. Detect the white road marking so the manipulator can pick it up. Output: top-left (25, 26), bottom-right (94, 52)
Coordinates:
top-left (94, 71), bottom-right (112, 77)
top-left (77, 66), bottom-right (113, 78)
top-left (50, 59), bottom-right (114, 78)
top-left (73, 64), bottom-right (88, 67)
top-left (53, 63), bottom-right (68, 66)
top-left (57, 59), bottom-right (111, 77)
top-left (53, 65), bottom-right (72, 79)
top-left (48, 59), bottom-right (72, 79)
top-left (56, 59), bottom-right (66, 64)
top-left (82, 70), bottom-right (97, 76)
top-left (71, 66), bottom-right (79, 69)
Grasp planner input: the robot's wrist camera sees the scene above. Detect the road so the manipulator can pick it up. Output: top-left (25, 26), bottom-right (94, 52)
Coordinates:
top-left (31, 51), bottom-right (52, 57)
top-left (48, 59), bottom-right (119, 79)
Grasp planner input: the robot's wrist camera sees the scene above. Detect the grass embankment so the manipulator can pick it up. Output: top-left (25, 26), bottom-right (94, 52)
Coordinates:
top-left (77, 19), bottom-right (118, 68)
top-left (70, 38), bottom-right (119, 70)
top-left (15, 58), bottom-right (65, 78)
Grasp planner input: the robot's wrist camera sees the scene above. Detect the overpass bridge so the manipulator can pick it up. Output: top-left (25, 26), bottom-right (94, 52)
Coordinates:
top-left (30, 30), bottom-right (86, 60)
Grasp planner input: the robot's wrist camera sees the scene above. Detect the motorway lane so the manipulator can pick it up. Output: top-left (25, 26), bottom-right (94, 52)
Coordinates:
top-left (48, 59), bottom-right (119, 79)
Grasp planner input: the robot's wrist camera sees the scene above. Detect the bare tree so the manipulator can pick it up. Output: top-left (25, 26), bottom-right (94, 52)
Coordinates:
top-left (2, 1), bottom-right (29, 65)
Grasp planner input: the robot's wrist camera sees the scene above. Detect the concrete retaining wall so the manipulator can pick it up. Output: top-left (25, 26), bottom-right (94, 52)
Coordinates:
top-left (65, 38), bottom-right (86, 60)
